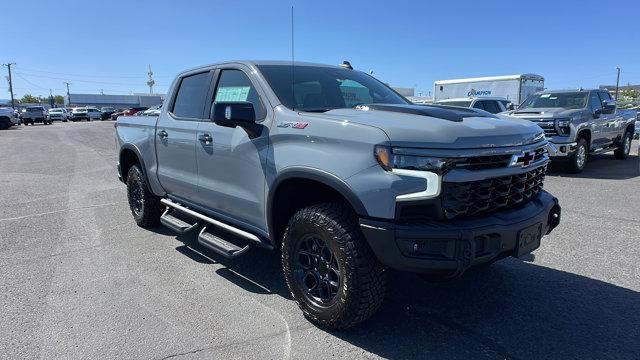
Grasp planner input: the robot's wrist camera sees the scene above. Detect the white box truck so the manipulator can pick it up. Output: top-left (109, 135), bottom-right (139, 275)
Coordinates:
top-left (433, 74), bottom-right (544, 107)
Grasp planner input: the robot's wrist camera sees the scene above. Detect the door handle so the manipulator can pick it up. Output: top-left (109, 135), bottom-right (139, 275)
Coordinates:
top-left (158, 130), bottom-right (168, 139)
top-left (199, 133), bottom-right (213, 145)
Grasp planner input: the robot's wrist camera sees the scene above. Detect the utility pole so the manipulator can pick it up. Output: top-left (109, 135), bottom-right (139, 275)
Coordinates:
top-left (146, 64), bottom-right (155, 94)
top-left (615, 67), bottom-right (621, 100)
top-left (2, 63), bottom-right (16, 108)
top-left (49, 88), bottom-right (54, 107)
top-left (64, 82), bottom-right (71, 106)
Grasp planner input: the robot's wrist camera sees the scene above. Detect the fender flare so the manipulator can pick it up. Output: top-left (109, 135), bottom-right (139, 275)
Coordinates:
top-left (119, 144), bottom-right (152, 191)
top-left (266, 167), bottom-right (369, 240)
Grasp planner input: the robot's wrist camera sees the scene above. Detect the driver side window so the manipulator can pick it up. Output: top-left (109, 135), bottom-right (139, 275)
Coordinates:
top-left (589, 92), bottom-right (602, 112)
top-left (213, 69), bottom-right (266, 120)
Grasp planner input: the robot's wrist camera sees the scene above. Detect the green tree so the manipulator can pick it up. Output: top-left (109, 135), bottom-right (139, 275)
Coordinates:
top-left (20, 94), bottom-right (39, 103)
top-left (54, 95), bottom-right (64, 104)
top-left (620, 88), bottom-right (639, 101)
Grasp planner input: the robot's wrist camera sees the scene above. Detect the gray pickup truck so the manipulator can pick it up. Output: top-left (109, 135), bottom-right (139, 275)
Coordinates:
top-left (116, 61), bottom-right (561, 329)
top-left (506, 89), bottom-right (636, 172)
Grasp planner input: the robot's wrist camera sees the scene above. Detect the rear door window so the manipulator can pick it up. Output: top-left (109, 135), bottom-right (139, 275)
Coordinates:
top-left (171, 72), bottom-right (211, 119)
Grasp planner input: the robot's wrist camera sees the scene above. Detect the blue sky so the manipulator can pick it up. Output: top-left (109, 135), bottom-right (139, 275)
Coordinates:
top-left (1, 0), bottom-right (639, 98)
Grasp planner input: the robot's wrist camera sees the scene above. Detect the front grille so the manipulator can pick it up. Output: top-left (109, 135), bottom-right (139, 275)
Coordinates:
top-left (532, 119), bottom-right (558, 136)
top-left (451, 154), bottom-right (512, 170)
top-left (442, 166), bottom-right (546, 219)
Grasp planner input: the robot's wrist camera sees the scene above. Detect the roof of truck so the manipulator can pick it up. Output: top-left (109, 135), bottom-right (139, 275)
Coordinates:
top-left (180, 60), bottom-right (344, 74)
top-left (434, 74), bottom-right (544, 85)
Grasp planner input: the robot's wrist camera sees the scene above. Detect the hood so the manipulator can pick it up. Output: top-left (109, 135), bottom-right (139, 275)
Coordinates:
top-left (309, 104), bottom-right (545, 149)
top-left (0, 108), bottom-right (14, 116)
top-left (509, 107), bottom-right (586, 119)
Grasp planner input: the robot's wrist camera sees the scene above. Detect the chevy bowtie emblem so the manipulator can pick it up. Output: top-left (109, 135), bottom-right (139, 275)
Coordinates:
top-left (510, 151), bottom-right (536, 168)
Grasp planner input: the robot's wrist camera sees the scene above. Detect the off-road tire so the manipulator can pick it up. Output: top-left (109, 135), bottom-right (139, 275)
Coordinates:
top-left (126, 165), bottom-right (163, 228)
top-left (614, 131), bottom-right (632, 160)
top-left (281, 203), bottom-right (386, 329)
top-left (565, 138), bottom-right (588, 173)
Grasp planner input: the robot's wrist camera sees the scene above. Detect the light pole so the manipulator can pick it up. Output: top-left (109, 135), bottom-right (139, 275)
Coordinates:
top-left (615, 67), bottom-right (620, 100)
top-left (64, 82), bottom-right (71, 106)
top-left (2, 62), bottom-right (16, 108)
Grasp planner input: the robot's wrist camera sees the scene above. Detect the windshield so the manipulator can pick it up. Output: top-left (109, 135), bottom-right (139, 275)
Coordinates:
top-left (26, 107), bottom-right (44, 111)
top-left (520, 92), bottom-right (588, 109)
top-left (257, 65), bottom-right (408, 112)
top-left (49, 109), bottom-right (62, 113)
top-left (436, 100), bottom-right (472, 107)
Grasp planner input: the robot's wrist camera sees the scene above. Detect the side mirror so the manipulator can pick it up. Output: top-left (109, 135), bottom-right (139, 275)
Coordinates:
top-left (601, 100), bottom-right (616, 115)
top-left (211, 102), bottom-right (260, 137)
top-left (593, 108), bottom-right (602, 119)
top-left (507, 103), bottom-right (515, 111)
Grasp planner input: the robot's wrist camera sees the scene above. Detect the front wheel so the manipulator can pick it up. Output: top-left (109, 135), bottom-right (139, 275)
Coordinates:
top-left (565, 138), bottom-right (588, 173)
top-left (614, 131), bottom-right (632, 160)
top-left (281, 203), bottom-right (386, 329)
top-left (126, 165), bottom-right (163, 228)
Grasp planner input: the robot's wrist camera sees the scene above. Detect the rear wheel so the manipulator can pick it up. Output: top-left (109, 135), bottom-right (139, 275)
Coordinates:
top-left (126, 165), bottom-right (163, 228)
top-left (282, 203), bottom-right (386, 329)
top-left (614, 131), bottom-right (632, 160)
top-left (565, 138), bottom-right (588, 173)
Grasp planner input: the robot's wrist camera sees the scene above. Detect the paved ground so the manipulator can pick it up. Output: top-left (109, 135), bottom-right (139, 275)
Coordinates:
top-left (1, 121), bottom-right (639, 360)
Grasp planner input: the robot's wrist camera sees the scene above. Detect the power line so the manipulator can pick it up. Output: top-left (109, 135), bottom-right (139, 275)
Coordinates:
top-left (15, 72), bottom-right (48, 90)
top-left (15, 67), bottom-right (173, 79)
top-left (14, 71), bottom-right (169, 87)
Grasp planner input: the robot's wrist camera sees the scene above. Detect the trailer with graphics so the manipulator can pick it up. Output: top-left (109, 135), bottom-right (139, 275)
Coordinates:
top-left (434, 74), bottom-right (545, 107)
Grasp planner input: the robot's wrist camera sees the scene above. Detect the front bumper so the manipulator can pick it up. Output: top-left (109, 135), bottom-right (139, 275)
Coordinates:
top-left (545, 141), bottom-right (576, 157)
top-left (360, 190), bottom-right (560, 277)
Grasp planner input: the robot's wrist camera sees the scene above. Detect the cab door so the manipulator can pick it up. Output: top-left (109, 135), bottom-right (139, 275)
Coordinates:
top-left (588, 91), bottom-right (610, 147)
top-left (194, 67), bottom-right (271, 233)
top-left (155, 70), bottom-right (212, 202)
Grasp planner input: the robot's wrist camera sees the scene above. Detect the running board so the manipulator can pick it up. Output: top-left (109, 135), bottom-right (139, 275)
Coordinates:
top-left (198, 227), bottom-right (250, 258)
top-left (160, 207), bottom-right (201, 234)
top-left (160, 198), bottom-right (263, 245)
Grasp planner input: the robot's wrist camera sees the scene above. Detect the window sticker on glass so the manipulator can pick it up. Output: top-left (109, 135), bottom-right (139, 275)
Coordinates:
top-left (216, 86), bottom-right (250, 102)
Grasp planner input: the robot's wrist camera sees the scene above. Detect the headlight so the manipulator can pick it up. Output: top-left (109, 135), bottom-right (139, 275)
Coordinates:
top-left (375, 145), bottom-right (444, 201)
top-left (555, 118), bottom-right (571, 135)
top-left (374, 145), bottom-right (452, 174)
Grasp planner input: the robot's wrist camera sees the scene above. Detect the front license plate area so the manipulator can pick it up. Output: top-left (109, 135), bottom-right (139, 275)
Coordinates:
top-left (517, 223), bottom-right (542, 257)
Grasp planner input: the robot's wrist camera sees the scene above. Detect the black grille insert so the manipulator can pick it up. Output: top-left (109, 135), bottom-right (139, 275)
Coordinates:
top-left (442, 166), bottom-right (546, 219)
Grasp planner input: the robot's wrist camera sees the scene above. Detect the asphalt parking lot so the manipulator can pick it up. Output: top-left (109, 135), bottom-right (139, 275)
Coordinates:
top-left (1, 121), bottom-right (639, 360)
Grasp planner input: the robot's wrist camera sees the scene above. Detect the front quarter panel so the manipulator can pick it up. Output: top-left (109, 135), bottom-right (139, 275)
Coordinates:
top-left (268, 106), bottom-right (392, 217)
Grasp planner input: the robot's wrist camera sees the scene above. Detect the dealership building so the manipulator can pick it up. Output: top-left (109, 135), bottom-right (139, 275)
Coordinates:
top-left (65, 93), bottom-right (164, 108)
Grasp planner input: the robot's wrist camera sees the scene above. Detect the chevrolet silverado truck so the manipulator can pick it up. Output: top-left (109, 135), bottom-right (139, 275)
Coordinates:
top-left (506, 89), bottom-right (636, 173)
top-left (116, 61), bottom-right (561, 329)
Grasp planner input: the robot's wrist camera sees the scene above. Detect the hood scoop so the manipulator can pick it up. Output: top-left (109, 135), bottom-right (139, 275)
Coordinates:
top-left (357, 104), bottom-right (493, 122)
top-left (513, 111), bottom-right (543, 115)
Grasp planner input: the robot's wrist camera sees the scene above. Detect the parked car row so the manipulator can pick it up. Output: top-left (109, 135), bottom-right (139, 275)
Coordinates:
top-left (0, 104), bottom-right (163, 129)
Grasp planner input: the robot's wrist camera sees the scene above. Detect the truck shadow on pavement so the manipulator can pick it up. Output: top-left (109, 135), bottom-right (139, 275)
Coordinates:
top-left (547, 153), bottom-right (639, 180)
top-left (168, 231), bottom-right (639, 359)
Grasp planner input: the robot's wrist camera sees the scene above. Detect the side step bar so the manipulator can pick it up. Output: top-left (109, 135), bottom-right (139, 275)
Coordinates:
top-left (160, 207), bottom-right (201, 234)
top-left (160, 198), bottom-right (263, 245)
top-left (198, 227), bottom-right (250, 258)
